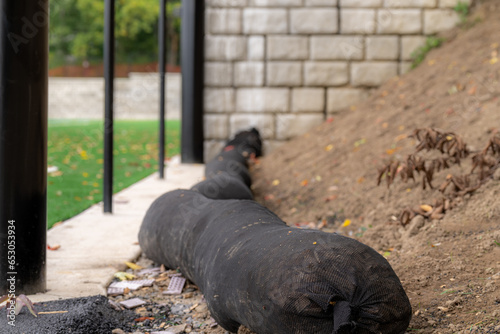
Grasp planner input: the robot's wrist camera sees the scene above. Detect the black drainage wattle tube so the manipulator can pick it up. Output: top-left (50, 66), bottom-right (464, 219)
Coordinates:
top-left (0, 0), bottom-right (49, 294)
top-left (139, 129), bottom-right (412, 334)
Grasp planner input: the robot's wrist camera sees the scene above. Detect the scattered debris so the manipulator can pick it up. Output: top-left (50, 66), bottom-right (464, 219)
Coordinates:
top-left (163, 276), bottom-right (186, 295)
top-left (119, 298), bottom-right (147, 309)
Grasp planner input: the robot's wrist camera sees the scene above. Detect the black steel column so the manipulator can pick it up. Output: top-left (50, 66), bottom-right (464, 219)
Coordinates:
top-left (0, 0), bottom-right (48, 294)
top-left (158, 0), bottom-right (167, 178)
top-left (181, 0), bottom-right (204, 163)
top-left (103, 0), bottom-right (115, 213)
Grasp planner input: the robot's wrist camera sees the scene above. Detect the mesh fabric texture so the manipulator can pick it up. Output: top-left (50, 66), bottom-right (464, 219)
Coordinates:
top-left (139, 128), bottom-right (412, 333)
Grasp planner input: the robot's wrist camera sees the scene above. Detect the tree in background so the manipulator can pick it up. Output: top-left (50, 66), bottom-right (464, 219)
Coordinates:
top-left (49, 0), bottom-right (181, 68)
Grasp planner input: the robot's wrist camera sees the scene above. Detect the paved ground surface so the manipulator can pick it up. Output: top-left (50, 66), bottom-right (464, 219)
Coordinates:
top-left (28, 158), bottom-right (204, 303)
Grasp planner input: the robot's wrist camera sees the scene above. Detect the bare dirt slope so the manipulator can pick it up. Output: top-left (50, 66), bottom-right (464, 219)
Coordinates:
top-left (251, 1), bottom-right (500, 333)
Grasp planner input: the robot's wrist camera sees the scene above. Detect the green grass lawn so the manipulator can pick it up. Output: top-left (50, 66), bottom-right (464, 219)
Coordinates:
top-left (47, 119), bottom-right (180, 229)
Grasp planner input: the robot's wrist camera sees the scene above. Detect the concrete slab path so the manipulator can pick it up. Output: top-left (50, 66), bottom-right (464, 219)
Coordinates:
top-left (29, 158), bottom-right (204, 302)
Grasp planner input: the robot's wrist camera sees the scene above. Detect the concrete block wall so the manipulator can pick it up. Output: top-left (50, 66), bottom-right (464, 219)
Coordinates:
top-left (204, 0), bottom-right (470, 161)
top-left (48, 73), bottom-right (181, 120)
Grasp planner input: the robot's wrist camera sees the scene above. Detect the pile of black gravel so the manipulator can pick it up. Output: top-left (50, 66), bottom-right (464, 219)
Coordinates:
top-left (0, 295), bottom-right (135, 334)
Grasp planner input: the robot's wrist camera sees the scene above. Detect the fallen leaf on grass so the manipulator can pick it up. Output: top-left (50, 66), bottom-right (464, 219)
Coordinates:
top-left (47, 244), bottom-right (61, 251)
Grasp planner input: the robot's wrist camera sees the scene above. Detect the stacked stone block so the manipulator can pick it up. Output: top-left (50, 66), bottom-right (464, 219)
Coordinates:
top-left (204, 0), bottom-right (470, 161)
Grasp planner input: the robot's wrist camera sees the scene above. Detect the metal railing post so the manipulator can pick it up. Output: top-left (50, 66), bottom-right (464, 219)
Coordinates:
top-left (0, 0), bottom-right (49, 294)
top-left (181, 0), bottom-right (204, 163)
top-left (103, 0), bottom-right (115, 213)
top-left (159, 0), bottom-right (167, 178)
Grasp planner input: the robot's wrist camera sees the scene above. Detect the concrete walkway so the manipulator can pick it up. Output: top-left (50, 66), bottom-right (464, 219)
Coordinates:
top-left (29, 158), bottom-right (204, 303)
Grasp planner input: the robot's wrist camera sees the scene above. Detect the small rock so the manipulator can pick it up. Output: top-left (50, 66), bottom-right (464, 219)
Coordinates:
top-left (493, 168), bottom-right (500, 180)
top-left (166, 324), bottom-right (187, 334)
top-left (183, 292), bottom-right (194, 299)
top-left (111, 329), bottom-right (126, 334)
top-left (405, 215), bottom-right (425, 237)
top-left (195, 304), bottom-right (208, 313)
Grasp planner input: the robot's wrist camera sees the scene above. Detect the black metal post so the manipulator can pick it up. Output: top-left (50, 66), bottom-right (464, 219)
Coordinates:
top-left (158, 0), bottom-right (167, 178)
top-left (103, 0), bottom-right (115, 213)
top-left (181, 0), bottom-right (204, 163)
top-left (0, 0), bottom-right (48, 294)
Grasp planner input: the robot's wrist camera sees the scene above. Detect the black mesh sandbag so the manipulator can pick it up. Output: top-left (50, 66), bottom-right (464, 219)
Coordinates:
top-left (139, 189), bottom-right (412, 334)
top-left (205, 158), bottom-right (252, 187)
top-left (204, 128), bottom-right (262, 188)
top-left (191, 174), bottom-right (253, 200)
top-left (224, 127), bottom-right (263, 158)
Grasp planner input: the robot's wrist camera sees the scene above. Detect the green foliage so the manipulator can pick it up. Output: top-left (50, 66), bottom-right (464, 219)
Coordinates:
top-left (453, 1), bottom-right (470, 24)
top-left (49, 0), bottom-right (181, 66)
top-left (410, 37), bottom-right (445, 69)
top-left (47, 120), bottom-right (180, 228)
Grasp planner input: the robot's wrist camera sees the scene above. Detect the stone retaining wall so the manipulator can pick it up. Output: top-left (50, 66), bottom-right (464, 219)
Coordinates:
top-left (48, 73), bottom-right (181, 120)
top-left (204, 0), bottom-right (470, 161)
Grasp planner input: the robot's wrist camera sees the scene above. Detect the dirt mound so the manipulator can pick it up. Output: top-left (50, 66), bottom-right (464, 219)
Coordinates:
top-left (252, 1), bottom-right (500, 333)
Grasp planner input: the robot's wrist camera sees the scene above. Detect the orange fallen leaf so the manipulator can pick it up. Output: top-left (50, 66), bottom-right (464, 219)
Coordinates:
top-left (48, 244), bottom-right (61, 251)
top-left (420, 205), bottom-right (433, 212)
top-left (386, 147), bottom-right (401, 155)
top-left (300, 179), bottom-right (308, 187)
top-left (134, 317), bottom-right (155, 322)
top-left (272, 179), bottom-right (280, 186)
top-left (395, 134), bottom-right (407, 142)
top-left (325, 144), bottom-right (334, 151)
top-left (468, 86), bottom-right (477, 95)
top-left (357, 177), bottom-right (365, 184)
